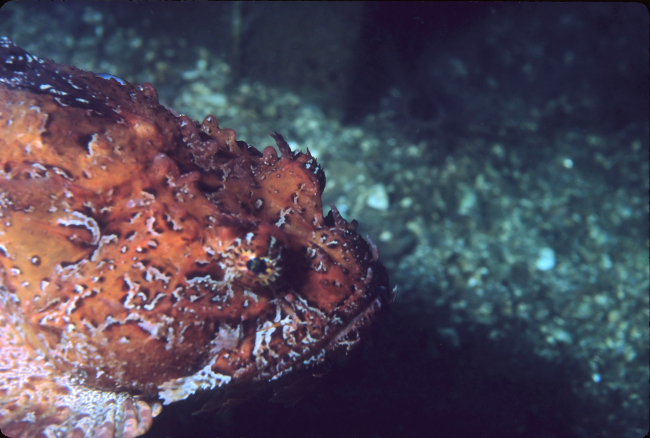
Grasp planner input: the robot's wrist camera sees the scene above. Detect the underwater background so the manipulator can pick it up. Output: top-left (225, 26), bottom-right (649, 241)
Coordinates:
top-left (0, 2), bottom-right (647, 438)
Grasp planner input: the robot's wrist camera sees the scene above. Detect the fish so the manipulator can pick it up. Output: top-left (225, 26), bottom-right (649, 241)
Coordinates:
top-left (0, 36), bottom-right (394, 437)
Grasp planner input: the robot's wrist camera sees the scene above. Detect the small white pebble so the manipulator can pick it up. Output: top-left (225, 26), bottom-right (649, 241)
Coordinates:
top-left (535, 247), bottom-right (556, 271)
top-left (379, 230), bottom-right (392, 242)
top-left (202, 93), bottom-right (227, 107)
top-left (592, 373), bottom-right (601, 383)
top-left (457, 185), bottom-right (476, 215)
top-left (400, 197), bottom-right (413, 208)
top-left (366, 184), bottom-right (389, 211)
top-left (600, 254), bottom-right (612, 269)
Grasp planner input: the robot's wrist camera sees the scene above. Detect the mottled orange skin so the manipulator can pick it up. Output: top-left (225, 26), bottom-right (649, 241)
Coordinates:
top-left (0, 38), bottom-right (392, 437)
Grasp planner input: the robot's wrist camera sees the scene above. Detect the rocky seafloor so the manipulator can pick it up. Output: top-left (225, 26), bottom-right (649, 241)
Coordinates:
top-left (0, 2), bottom-right (647, 438)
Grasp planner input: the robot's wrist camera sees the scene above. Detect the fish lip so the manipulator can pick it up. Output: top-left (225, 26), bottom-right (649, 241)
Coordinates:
top-left (324, 288), bottom-right (391, 355)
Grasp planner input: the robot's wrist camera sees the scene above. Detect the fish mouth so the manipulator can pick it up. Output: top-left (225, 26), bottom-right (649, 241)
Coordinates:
top-left (268, 277), bottom-right (395, 382)
top-left (325, 287), bottom-right (393, 354)
top-left (262, 284), bottom-right (395, 407)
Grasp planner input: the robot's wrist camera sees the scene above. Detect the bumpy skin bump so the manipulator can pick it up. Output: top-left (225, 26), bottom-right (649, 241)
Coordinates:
top-left (0, 37), bottom-right (393, 437)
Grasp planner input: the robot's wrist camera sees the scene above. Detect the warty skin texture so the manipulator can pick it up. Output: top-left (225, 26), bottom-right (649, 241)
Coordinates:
top-left (0, 37), bottom-right (393, 437)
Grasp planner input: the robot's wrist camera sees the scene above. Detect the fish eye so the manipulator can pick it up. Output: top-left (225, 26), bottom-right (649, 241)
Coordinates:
top-left (228, 238), bottom-right (282, 286)
top-left (246, 257), bottom-right (268, 275)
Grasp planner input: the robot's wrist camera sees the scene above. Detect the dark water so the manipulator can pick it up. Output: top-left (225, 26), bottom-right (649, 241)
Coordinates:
top-left (0, 2), bottom-right (647, 438)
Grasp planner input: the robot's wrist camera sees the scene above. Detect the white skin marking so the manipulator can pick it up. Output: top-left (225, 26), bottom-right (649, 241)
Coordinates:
top-left (122, 275), bottom-right (140, 310)
top-left (57, 211), bottom-right (101, 245)
top-left (253, 321), bottom-right (276, 364)
top-left (145, 266), bottom-right (170, 283)
top-left (243, 290), bottom-right (258, 302)
top-left (144, 216), bottom-right (161, 236)
top-left (275, 208), bottom-right (292, 227)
